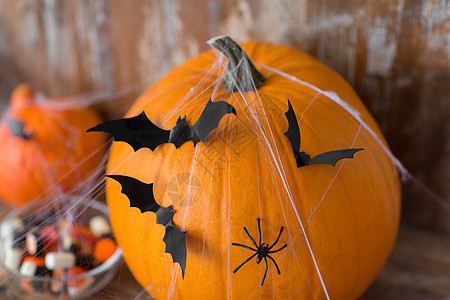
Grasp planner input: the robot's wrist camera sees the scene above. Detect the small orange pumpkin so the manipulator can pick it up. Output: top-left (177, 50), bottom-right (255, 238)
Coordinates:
top-left (0, 84), bottom-right (106, 206)
top-left (101, 36), bottom-right (401, 299)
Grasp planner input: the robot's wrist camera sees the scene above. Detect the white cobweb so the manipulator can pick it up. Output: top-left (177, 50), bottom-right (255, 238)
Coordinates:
top-left (0, 39), bottom-right (447, 300)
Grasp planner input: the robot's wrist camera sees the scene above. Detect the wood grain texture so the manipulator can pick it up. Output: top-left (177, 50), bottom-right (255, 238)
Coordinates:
top-left (1, 1), bottom-right (447, 232)
top-left (0, 1), bottom-right (448, 298)
top-left (79, 225), bottom-right (450, 299)
top-left (1, 222), bottom-right (447, 299)
top-left (95, 225), bottom-right (450, 299)
top-left (362, 225), bottom-right (450, 300)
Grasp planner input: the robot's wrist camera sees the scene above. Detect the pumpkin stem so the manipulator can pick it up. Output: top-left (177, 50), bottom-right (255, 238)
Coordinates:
top-left (8, 119), bottom-right (32, 140)
top-left (207, 36), bottom-right (265, 92)
top-left (11, 84), bottom-right (35, 108)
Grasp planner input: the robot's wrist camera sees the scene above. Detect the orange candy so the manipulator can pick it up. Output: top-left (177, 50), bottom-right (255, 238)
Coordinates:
top-left (23, 256), bottom-right (45, 266)
top-left (40, 225), bottom-right (59, 251)
top-left (20, 278), bottom-right (35, 293)
top-left (66, 266), bottom-right (88, 288)
top-left (93, 239), bottom-right (116, 263)
top-left (70, 223), bottom-right (97, 253)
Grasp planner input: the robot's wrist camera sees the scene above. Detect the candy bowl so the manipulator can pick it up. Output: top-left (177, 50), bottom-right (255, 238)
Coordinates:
top-left (0, 198), bottom-right (122, 299)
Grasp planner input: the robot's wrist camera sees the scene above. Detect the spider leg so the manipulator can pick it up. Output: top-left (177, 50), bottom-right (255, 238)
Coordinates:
top-left (243, 227), bottom-right (258, 248)
top-left (231, 242), bottom-right (257, 251)
top-left (268, 226), bottom-right (284, 250)
top-left (268, 243), bottom-right (287, 254)
top-left (260, 256), bottom-right (268, 286)
top-left (233, 252), bottom-right (257, 273)
top-left (267, 254), bottom-right (281, 275)
top-left (257, 218), bottom-right (262, 248)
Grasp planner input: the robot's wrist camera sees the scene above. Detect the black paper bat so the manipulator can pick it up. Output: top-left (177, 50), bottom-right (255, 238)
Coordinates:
top-left (284, 99), bottom-right (364, 167)
top-left (87, 98), bottom-right (236, 151)
top-left (8, 119), bottom-right (32, 139)
top-left (106, 174), bottom-right (187, 278)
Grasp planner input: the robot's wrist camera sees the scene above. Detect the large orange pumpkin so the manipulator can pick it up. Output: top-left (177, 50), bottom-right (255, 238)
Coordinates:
top-left (101, 36), bottom-right (401, 299)
top-left (0, 84), bottom-right (106, 206)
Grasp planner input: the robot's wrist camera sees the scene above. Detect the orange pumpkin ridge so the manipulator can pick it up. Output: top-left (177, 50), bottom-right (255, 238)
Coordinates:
top-left (0, 84), bottom-right (106, 206)
top-left (101, 36), bottom-right (401, 299)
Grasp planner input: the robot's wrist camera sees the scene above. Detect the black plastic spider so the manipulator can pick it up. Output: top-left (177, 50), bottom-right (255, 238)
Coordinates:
top-left (232, 218), bottom-right (287, 286)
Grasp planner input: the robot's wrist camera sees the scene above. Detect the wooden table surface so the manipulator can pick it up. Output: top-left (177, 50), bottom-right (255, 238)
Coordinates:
top-left (1, 218), bottom-right (449, 299)
top-left (0, 1), bottom-right (448, 298)
top-left (0, 0), bottom-right (449, 234)
top-left (96, 224), bottom-right (450, 300)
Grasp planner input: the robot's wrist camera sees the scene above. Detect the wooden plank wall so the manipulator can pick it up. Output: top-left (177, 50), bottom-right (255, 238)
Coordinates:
top-left (0, 0), bottom-right (448, 232)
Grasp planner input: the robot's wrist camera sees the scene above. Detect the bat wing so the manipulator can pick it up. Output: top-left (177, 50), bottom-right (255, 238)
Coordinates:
top-left (284, 99), bottom-right (314, 167)
top-left (88, 99), bottom-right (236, 150)
top-left (163, 224), bottom-right (187, 279)
top-left (107, 174), bottom-right (188, 278)
top-left (309, 148), bottom-right (364, 166)
top-left (284, 99), bottom-right (301, 156)
top-left (87, 111), bottom-right (170, 151)
top-left (190, 98), bottom-right (236, 145)
top-left (106, 175), bottom-right (161, 213)
top-left (283, 98), bottom-right (364, 167)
